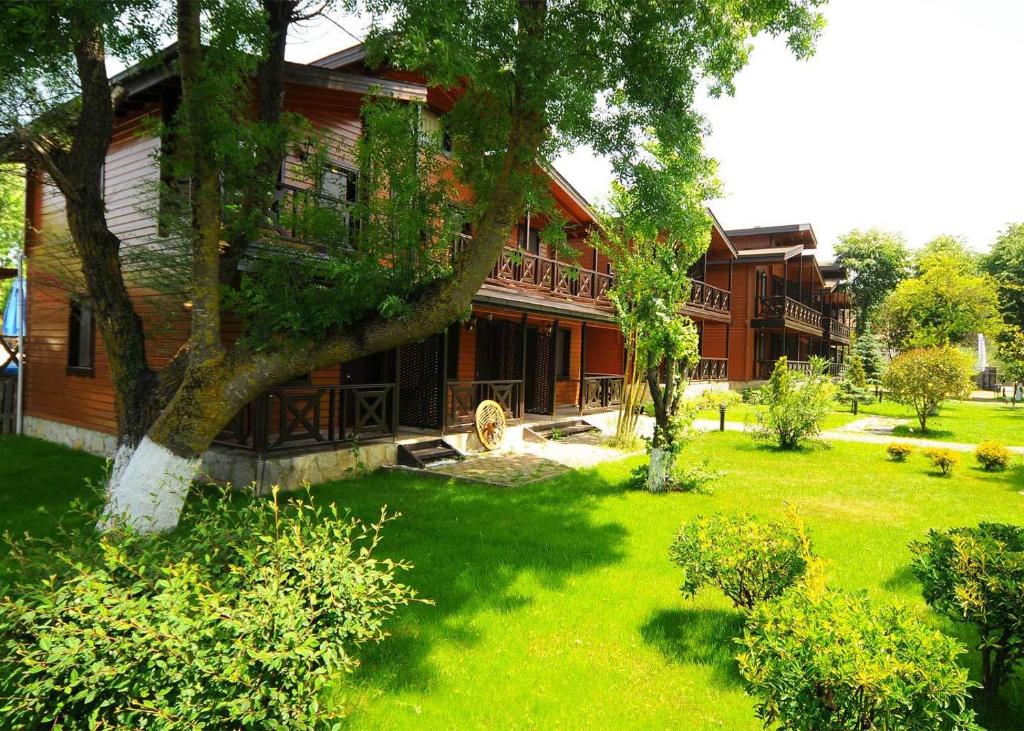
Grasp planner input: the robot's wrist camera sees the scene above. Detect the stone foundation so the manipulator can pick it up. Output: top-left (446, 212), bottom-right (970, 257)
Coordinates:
top-left (23, 416), bottom-right (117, 458)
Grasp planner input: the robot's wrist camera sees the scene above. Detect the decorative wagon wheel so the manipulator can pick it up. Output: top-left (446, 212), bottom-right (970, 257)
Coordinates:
top-left (475, 399), bottom-right (507, 451)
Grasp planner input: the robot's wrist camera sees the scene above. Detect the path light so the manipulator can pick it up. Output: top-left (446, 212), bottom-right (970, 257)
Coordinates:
top-left (720, 402), bottom-right (727, 432)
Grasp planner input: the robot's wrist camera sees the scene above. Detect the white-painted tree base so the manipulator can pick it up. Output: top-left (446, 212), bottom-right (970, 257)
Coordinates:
top-left (106, 442), bottom-right (136, 496)
top-left (101, 437), bottom-right (200, 533)
top-left (647, 447), bottom-right (672, 493)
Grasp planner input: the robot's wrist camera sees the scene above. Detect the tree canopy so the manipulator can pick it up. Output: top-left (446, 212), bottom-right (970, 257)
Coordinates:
top-left (983, 223), bottom-right (1024, 330)
top-left (833, 228), bottom-right (909, 332)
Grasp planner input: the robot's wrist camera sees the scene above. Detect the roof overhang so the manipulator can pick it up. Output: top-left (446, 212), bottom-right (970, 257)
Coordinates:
top-left (474, 284), bottom-right (616, 323)
top-left (707, 208), bottom-right (739, 260)
top-left (726, 223), bottom-right (818, 249)
top-left (735, 244), bottom-right (804, 264)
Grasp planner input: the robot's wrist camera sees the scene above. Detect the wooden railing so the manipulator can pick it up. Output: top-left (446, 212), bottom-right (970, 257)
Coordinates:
top-left (825, 317), bottom-right (852, 342)
top-left (582, 374), bottom-right (624, 412)
top-left (215, 383), bottom-right (395, 453)
top-left (687, 279), bottom-right (731, 316)
top-left (452, 234), bottom-right (613, 305)
top-left (755, 359), bottom-right (847, 380)
top-left (270, 182), bottom-right (356, 247)
top-left (755, 295), bottom-right (823, 330)
top-left (689, 357), bottom-right (728, 382)
top-left (445, 379), bottom-right (522, 431)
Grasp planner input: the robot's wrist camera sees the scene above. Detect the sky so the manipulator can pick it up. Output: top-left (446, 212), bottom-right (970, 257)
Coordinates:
top-left (285, 0), bottom-right (1024, 260)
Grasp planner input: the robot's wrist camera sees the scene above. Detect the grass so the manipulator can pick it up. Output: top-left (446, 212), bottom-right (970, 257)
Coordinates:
top-left (701, 397), bottom-right (1024, 446)
top-left (1, 432), bottom-right (1022, 728)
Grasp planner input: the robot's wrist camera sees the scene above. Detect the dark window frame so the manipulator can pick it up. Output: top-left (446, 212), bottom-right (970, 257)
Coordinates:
top-left (554, 327), bottom-right (571, 379)
top-left (517, 224), bottom-right (540, 254)
top-left (67, 299), bottom-right (96, 376)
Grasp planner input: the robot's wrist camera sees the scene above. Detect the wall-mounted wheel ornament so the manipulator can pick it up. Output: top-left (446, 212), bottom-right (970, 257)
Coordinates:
top-left (475, 399), bottom-right (507, 451)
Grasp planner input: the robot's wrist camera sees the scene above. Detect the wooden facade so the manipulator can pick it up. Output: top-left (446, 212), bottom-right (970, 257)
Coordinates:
top-left (18, 44), bottom-right (850, 457)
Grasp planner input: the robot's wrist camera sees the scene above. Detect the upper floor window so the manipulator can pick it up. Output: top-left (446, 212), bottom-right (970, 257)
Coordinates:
top-left (517, 224), bottom-right (540, 254)
top-left (67, 300), bottom-right (94, 375)
top-left (321, 165), bottom-right (357, 206)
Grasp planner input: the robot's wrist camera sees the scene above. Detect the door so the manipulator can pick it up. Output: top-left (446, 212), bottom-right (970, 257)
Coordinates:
top-left (525, 327), bottom-right (554, 415)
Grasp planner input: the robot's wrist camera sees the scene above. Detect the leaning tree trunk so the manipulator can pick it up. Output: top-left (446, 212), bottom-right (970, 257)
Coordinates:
top-left (645, 357), bottom-right (678, 493)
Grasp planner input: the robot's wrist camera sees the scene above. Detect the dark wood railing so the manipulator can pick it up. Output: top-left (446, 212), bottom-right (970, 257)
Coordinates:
top-left (755, 295), bottom-right (823, 330)
top-left (686, 279), bottom-right (731, 316)
top-left (582, 374), bottom-right (624, 412)
top-left (445, 379), bottom-right (522, 431)
top-left (755, 359), bottom-right (848, 380)
top-left (215, 383), bottom-right (395, 453)
top-left (452, 234), bottom-right (614, 305)
top-left (689, 357), bottom-right (728, 382)
top-left (825, 317), bottom-right (852, 342)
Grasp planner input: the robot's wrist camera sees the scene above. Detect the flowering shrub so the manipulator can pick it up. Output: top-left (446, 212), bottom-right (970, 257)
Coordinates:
top-left (738, 589), bottom-right (977, 730)
top-left (886, 442), bottom-right (914, 462)
top-left (975, 441), bottom-right (1012, 471)
top-left (924, 447), bottom-right (960, 476)
top-left (670, 513), bottom-right (808, 611)
top-left (0, 487), bottom-right (419, 729)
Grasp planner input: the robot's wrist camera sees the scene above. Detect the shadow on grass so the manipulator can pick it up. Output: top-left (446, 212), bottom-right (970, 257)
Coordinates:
top-left (881, 564), bottom-right (919, 592)
top-left (984, 463), bottom-right (1024, 492)
top-left (640, 608), bottom-right (746, 688)
top-left (310, 463), bottom-right (631, 697)
top-left (892, 426), bottom-right (956, 440)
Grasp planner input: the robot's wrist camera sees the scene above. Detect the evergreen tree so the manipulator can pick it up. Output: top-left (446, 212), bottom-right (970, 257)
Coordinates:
top-left (838, 354), bottom-right (871, 412)
top-left (852, 327), bottom-right (886, 384)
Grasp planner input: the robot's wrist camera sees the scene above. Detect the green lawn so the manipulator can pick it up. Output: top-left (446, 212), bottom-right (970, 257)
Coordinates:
top-left (703, 398), bottom-right (1024, 446)
top-left (1, 433), bottom-right (1022, 728)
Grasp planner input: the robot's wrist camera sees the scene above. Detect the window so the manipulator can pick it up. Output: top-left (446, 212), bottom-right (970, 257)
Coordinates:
top-left (517, 224), bottom-right (540, 254)
top-left (67, 300), bottom-right (94, 374)
top-left (555, 327), bottom-right (571, 378)
top-left (321, 165), bottom-right (357, 206)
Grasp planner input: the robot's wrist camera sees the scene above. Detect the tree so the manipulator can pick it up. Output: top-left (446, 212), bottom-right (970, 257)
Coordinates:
top-left (851, 326), bottom-right (885, 384)
top-left (996, 326), bottom-right (1024, 402)
top-left (882, 347), bottom-right (973, 432)
top-left (1, 0), bottom-right (829, 530)
top-left (833, 228), bottom-right (909, 333)
top-left (753, 357), bottom-right (835, 449)
top-left (0, 165), bottom-right (24, 306)
top-left (983, 222), bottom-right (1024, 329)
top-left (837, 353), bottom-right (870, 412)
top-left (598, 140), bottom-right (718, 491)
top-left (876, 246), bottom-right (1002, 350)
top-left (913, 234), bottom-right (979, 276)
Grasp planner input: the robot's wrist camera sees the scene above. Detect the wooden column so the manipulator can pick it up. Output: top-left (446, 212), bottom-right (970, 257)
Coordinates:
top-left (550, 318), bottom-right (559, 418)
top-left (579, 321), bottom-right (588, 415)
top-left (519, 313), bottom-right (528, 418)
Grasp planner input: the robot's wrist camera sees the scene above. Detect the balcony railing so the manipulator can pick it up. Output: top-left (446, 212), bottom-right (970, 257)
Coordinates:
top-left (686, 279), bottom-right (732, 316)
top-left (825, 317), bottom-right (852, 342)
top-left (582, 374), bottom-right (625, 412)
top-left (754, 359), bottom-right (848, 380)
top-left (755, 295), bottom-right (823, 330)
top-left (688, 357), bottom-right (729, 382)
top-left (445, 379), bottom-right (522, 431)
top-left (452, 234), bottom-right (614, 306)
top-left (215, 383), bottom-right (396, 453)
top-left (270, 182), bottom-right (357, 248)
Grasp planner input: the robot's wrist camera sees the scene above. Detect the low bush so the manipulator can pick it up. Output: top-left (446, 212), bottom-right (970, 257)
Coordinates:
top-left (886, 442), bottom-right (914, 462)
top-left (924, 447), bottom-right (960, 476)
top-left (670, 513), bottom-right (808, 611)
top-left (741, 385), bottom-right (762, 404)
top-left (911, 523), bottom-right (1024, 695)
top-left (0, 487), bottom-right (420, 730)
top-left (883, 346), bottom-right (973, 432)
top-left (698, 389), bottom-right (742, 411)
top-left (737, 588), bottom-right (977, 730)
top-left (753, 357), bottom-right (836, 450)
top-left (975, 441), bottom-right (1012, 471)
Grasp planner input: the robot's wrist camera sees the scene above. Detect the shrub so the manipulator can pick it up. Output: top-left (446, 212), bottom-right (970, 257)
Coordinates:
top-left (883, 346), bottom-right (973, 432)
top-left (741, 385), bottom-right (762, 404)
top-left (698, 389), bottom-right (741, 411)
top-left (886, 442), bottom-right (914, 462)
top-left (753, 357), bottom-right (836, 449)
top-left (911, 523), bottom-right (1024, 695)
top-left (0, 487), bottom-right (419, 729)
top-left (737, 588), bottom-right (977, 730)
top-left (837, 353), bottom-right (872, 410)
top-left (924, 447), bottom-right (960, 476)
top-left (670, 513), bottom-right (808, 611)
top-left (975, 441), bottom-right (1012, 471)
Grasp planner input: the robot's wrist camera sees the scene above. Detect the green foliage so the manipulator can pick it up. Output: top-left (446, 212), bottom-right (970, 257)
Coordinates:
top-left (0, 487), bottom-right (419, 729)
top-left (852, 325), bottom-right (887, 382)
top-left (924, 447), bottom-right (960, 476)
top-left (914, 234), bottom-right (981, 275)
top-left (753, 357), bottom-right (836, 449)
top-left (975, 441), bottom-right (1012, 472)
top-left (741, 385), bottom-right (763, 404)
top-left (837, 353), bottom-right (871, 408)
top-left (886, 442), bottom-right (914, 462)
top-left (670, 513), bottom-right (808, 611)
top-left (983, 223), bottom-right (1024, 329)
top-left (911, 523), bottom-right (1024, 695)
top-left (737, 588), bottom-right (978, 730)
top-left (697, 389), bottom-right (742, 411)
top-left (833, 228), bottom-right (910, 331)
top-left (997, 326), bottom-right (1024, 386)
top-left (877, 245), bottom-right (1002, 350)
top-left (883, 347), bottom-right (974, 432)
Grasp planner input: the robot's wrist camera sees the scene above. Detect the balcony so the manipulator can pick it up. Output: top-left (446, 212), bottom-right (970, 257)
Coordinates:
top-left (754, 359), bottom-right (847, 380)
top-left (824, 317), bottom-right (852, 344)
top-left (682, 279), bottom-right (732, 321)
top-left (688, 357), bottom-right (728, 382)
top-left (582, 374), bottom-right (625, 412)
top-left (753, 295), bottom-right (823, 334)
top-left (453, 234), bottom-right (614, 308)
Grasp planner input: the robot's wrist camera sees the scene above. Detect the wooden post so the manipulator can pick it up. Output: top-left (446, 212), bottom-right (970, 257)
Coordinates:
top-left (579, 321), bottom-right (588, 415)
top-left (519, 313), bottom-right (528, 418)
top-left (440, 326), bottom-right (449, 435)
top-left (550, 318), bottom-right (559, 418)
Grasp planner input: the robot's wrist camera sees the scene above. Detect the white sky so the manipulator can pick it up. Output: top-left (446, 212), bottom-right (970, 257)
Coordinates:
top-left (287, 0), bottom-right (1024, 260)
